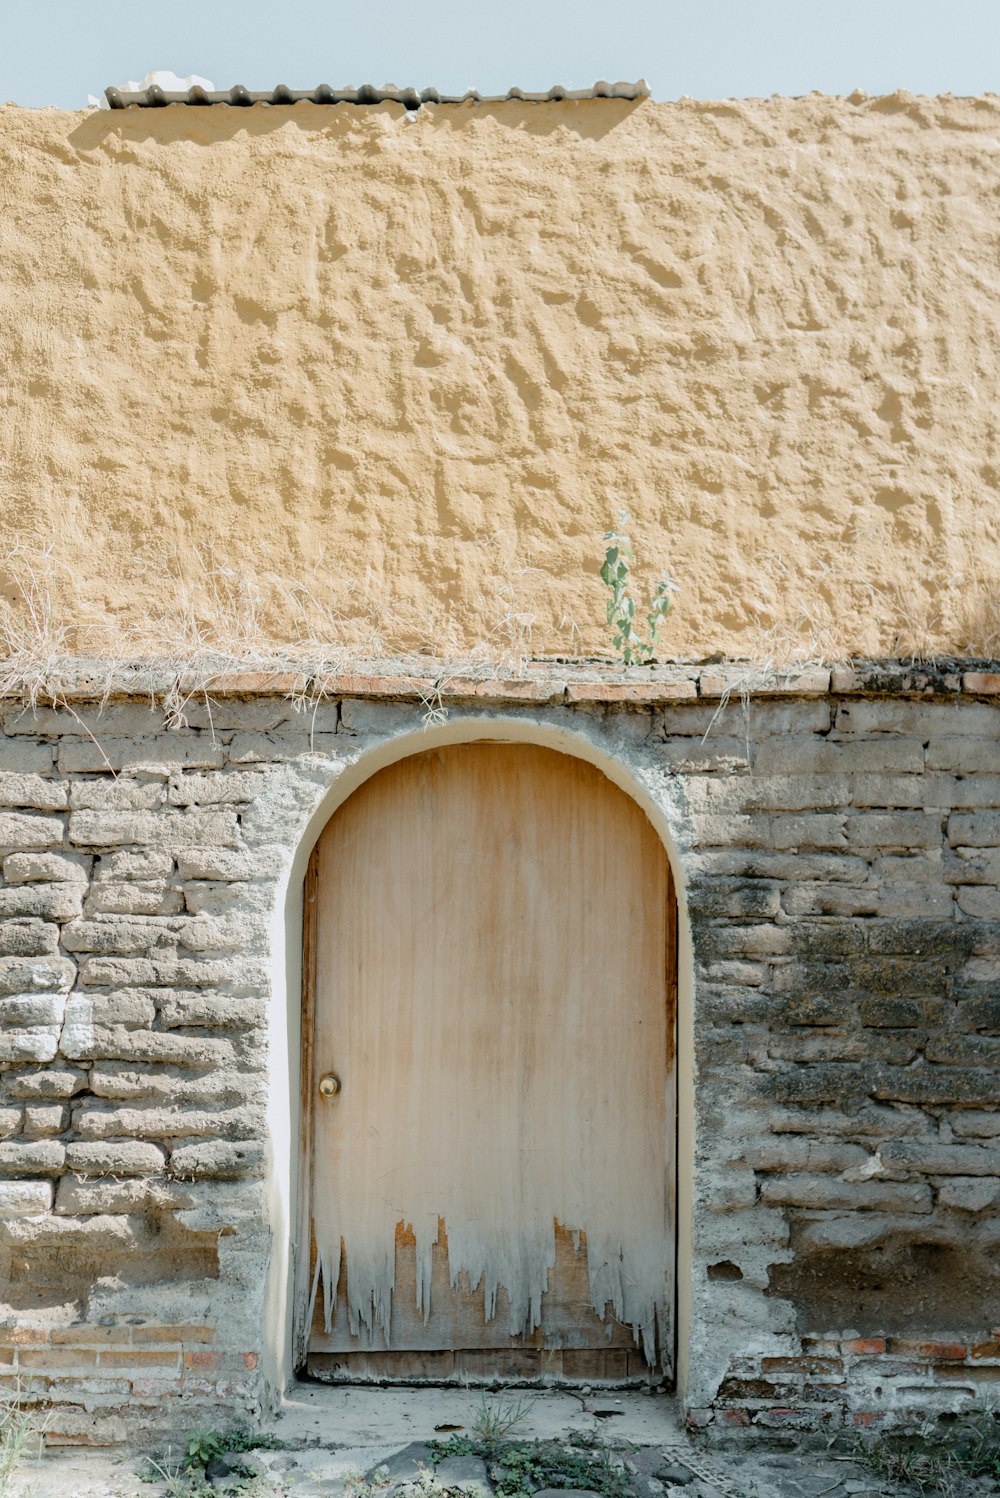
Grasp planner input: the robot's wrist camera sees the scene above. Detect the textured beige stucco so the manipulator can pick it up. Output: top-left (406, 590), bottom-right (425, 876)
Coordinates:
top-left (1, 93), bottom-right (999, 659)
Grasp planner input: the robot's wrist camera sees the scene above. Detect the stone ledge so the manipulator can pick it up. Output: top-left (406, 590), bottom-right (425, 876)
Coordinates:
top-left (0, 655), bottom-right (998, 706)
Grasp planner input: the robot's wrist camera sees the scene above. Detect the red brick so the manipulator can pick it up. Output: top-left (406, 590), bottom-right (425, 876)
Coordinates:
top-left (970, 1340), bottom-right (1000, 1360)
top-left (131, 1323), bottom-right (215, 1345)
top-left (0, 1327), bottom-right (48, 1347)
top-left (566, 680), bottom-right (696, 703)
top-left (886, 1338), bottom-right (967, 1361)
top-left (842, 1337), bottom-right (886, 1356)
top-left (50, 1326), bottom-right (130, 1345)
top-left (18, 1349), bottom-right (96, 1370)
top-left (201, 672), bottom-right (307, 696)
top-left (762, 1355), bottom-right (844, 1376)
top-left (853, 1411), bottom-right (886, 1428)
top-left (183, 1350), bottom-right (222, 1371)
top-left (963, 672), bottom-right (1000, 695)
top-left (241, 1351), bottom-right (258, 1370)
top-left (98, 1350), bottom-right (180, 1370)
top-left (717, 1408), bottom-right (751, 1426)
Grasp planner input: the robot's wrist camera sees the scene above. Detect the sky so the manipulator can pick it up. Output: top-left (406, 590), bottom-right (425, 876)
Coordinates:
top-left (2, 0), bottom-right (998, 110)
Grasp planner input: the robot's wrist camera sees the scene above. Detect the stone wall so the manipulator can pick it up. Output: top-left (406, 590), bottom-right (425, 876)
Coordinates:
top-left (0, 667), bottom-right (997, 1443)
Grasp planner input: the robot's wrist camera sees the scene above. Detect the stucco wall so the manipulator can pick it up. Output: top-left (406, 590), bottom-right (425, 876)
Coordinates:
top-left (2, 94), bottom-right (1000, 659)
top-left (0, 680), bottom-right (998, 1442)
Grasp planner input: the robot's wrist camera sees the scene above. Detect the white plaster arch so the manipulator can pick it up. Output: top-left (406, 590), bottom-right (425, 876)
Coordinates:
top-left (263, 713), bottom-right (695, 1405)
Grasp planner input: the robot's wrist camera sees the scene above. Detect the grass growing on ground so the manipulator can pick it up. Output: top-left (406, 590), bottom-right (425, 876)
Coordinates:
top-left (856, 1405), bottom-right (1000, 1496)
top-left (0, 1384), bottom-right (48, 1496)
top-left (429, 1431), bottom-right (632, 1498)
top-left (141, 1428), bottom-right (283, 1496)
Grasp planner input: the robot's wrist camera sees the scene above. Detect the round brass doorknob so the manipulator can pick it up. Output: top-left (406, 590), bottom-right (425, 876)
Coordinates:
top-left (318, 1073), bottom-right (341, 1098)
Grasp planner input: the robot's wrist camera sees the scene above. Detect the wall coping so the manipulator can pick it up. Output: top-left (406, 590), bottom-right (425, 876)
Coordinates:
top-left (0, 656), bottom-right (999, 708)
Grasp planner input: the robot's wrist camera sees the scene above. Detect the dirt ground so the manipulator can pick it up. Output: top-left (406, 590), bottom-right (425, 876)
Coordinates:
top-left (8, 1386), bottom-right (993, 1498)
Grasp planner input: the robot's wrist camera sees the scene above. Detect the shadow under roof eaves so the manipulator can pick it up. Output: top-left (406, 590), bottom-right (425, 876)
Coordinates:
top-left (104, 80), bottom-right (650, 110)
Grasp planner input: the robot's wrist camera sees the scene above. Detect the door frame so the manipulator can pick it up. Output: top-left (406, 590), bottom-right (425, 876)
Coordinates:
top-left (287, 721), bottom-right (693, 1387)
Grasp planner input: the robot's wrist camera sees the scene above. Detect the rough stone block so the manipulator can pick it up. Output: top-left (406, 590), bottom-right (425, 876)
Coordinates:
top-left (0, 812), bottom-right (64, 854)
top-left (878, 1139), bottom-right (1000, 1175)
top-left (3, 851), bottom-right (90, 884)
top-left (0, 885), bottom-right (82, 921)
top-left (769, 814), bottom-right (847, 849)
top-left (156, 991), bottom-right (265, 1029)
top-left (60, 1026), bottom-right (239, 1067)
top-left (227, 731), bottom-right (315, 763)
top-left (766, 1031), bottom-right (919, 1064)
top-left (0, 1031), bottom-right (60, 1063)
top-left (0, 994), bottom-right (67, 1026)
top-left (957, 886), bottom-right (1000, 919)
top-left (68, 780), bottom-right (166, 810)
top-left (686, 880), bottom-right (781, 919)
top-left (89, 1062), bottom-right (263, 1104)
top-left (951, 1111), bottom-right (1000, 1138)
top-left (924, 1033), bottom-right (1000, 1066)
top-left (61, 918), bottom-right (166, 955)
top-left (77, 954), bottom-right (267, 991)
top-left (4, 704), bottom-right (165, 738)
top-left (63, 991), bottom-right (157, 1028)
top-left (23, 1104), bottom-right (68, 1138)
top-left (73, 1102), bottom-right (258, 1141)
top-left (836, 701), bottom-right (1000, 737)
top-left (657, 736), bottom-right (750, 772)
top-left (936, 1178), bottom-right (1000, 1211)
top-left (64, 1141), bottom-right (166, 1177)
top-left (949, 812), bottom-right (1000, 848)
top-left (339, 699), bottom-right (421, 735)
top-left (781, 883), bottom-right (879, 916)
top-left (845, 811), bottom-right (943, 849)
top-left (927, 739), bottom-right (1000, 773)
top-left (53, 1175), bottom-right (200, 1215)
top-left (68, 809), bottom-right (239, 849)
top-left (94, 849), bottom-right (174, 880)
top-left (0, 774), bottom-right (68, 810)
top-left (168, 771), bottom-right (267, 805)
top-left (0, 1140), bottom-right (65, 1175)
top-left (871, 1061), bottom-right (1000, 1106)
top-left (182, 698), bottom-right (293, 732)
top-left (877, 885), bottom-right (956, 918)
top-left (175, 847), bottom-right (285, 882)
top-left (753, 738), bottom-right (925, 775)
top-left (181, 881), bottom-right (271, 917)
top-left (58, 737), bottom-right (225, 774)
top-left (0, 1181), bottom-right (54, 1217)
top-left (6, 1067), bottom-right (88, 1099)
top-left (759, 1173), bottom-right (933, 1211)
top-left (0, 921), bottom-right (60, 958)
top-left (85, 882), bottom-right (184, 916)
top-left (741, 1140), bottom-right (868, 1173)
top-left (0, 739), bottom-right (54, 773)
top-left (170, 1140), bottom-right (266, 1179)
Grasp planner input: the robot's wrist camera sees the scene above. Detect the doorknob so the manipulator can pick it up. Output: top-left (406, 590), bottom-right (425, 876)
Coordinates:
top-left (318, 1073), bottom-right (341, 1098)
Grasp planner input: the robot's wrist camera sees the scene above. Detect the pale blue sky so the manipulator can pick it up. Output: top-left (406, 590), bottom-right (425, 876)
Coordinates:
top-left (3, 1), bottom-right (999, 110)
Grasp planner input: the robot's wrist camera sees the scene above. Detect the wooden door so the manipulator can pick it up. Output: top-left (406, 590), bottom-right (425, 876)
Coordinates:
top-left (300, 743), bottom-right (676, 1383)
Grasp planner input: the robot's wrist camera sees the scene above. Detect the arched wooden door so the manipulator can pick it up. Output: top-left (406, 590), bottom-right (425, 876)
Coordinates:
top-left (298, 743), bottom-right (677, 1383)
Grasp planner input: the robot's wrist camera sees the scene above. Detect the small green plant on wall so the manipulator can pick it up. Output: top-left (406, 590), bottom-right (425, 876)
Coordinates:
top-left (600, 514), bottom-right (678, 665)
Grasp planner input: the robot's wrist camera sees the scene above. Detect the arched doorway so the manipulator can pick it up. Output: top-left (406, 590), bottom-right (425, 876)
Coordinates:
top-left (296, 741), bottom-right (677, 1383)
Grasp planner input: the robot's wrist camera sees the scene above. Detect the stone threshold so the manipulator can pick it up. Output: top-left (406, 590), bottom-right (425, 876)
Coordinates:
top-left (0, 656), bottom-right (998, 707)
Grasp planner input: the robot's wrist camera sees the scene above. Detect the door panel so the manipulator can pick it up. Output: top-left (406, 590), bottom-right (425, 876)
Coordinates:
top-left (304, 743), bottom-right (676, 1380)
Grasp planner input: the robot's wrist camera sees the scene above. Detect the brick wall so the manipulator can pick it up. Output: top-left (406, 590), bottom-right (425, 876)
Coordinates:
top-left (0, 668), bottom-right (996, 1442)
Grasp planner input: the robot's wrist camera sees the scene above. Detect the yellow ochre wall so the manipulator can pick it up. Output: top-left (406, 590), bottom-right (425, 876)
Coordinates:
top-left (1, 93), bottom-right (999, 661)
